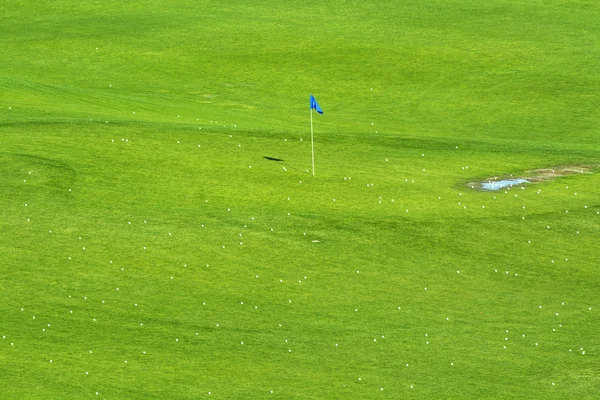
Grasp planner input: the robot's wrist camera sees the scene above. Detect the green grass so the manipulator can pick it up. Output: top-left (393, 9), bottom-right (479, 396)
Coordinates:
top-left (1, 0), bottom-right (599, 398)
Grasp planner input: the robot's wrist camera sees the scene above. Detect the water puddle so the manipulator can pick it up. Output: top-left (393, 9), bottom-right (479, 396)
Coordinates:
top-left (480, 179), bottom-right (529, 191)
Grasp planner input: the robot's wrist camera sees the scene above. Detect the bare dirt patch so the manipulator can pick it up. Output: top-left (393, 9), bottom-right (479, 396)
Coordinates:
top-left (523, 165), bottom-right (595, 182)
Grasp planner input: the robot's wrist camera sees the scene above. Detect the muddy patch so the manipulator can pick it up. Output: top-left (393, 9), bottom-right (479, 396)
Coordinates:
top-left (469, 165), bottom-right (596, 191)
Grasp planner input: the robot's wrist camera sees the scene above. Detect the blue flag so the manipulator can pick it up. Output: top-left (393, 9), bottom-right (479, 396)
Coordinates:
top-left (310, 95), bottom-right (323, 114)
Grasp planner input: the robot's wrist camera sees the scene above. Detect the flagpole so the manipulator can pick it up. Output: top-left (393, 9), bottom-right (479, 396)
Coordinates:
top-left (310, 107), bottom-right (315, 177)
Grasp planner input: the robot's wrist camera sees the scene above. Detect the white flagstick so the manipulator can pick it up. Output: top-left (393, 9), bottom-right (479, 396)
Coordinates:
top-left (310, 106), bottom-right (315, 177)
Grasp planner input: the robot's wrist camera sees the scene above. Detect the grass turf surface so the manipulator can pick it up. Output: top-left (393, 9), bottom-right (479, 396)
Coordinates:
top-left (1, 0), bottom-right (599, 398)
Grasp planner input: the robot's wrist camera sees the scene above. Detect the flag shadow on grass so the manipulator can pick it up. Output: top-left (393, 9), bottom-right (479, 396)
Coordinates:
top-left (263, 156), bottom-right (311, 175)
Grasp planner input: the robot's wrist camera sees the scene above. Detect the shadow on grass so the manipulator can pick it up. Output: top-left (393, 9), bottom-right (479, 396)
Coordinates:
top-left (263, 156), bottom-right (311, 175)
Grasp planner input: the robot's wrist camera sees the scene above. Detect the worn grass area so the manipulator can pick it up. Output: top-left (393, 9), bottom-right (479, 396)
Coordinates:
top-left (1, 1), bottom-right (599, 398)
